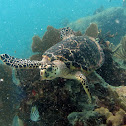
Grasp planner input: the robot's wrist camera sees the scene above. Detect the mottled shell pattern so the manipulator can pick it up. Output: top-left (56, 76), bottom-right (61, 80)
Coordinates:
top-left (43, 32), bottom-right (104, 75)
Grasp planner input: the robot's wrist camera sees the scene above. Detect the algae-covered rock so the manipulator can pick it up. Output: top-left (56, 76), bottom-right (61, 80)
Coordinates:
top-left (108, 85), bottom-right (126, 112)
top-left (0, 64), bottom-right (16, 126)
top-left (68, 110), bottom-right (104, 126)
top-left (96, 48), bottom-right (126, 86)
top-left (95, 107), bottom-right (113, 119)
top-left (93, 6), bottom-right (104, 15)
top-left (68, 7), bottom-right (125, 45)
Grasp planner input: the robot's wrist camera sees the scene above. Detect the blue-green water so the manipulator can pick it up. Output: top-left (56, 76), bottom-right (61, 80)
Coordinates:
top-left (0, 0), bottom-right (122, 58)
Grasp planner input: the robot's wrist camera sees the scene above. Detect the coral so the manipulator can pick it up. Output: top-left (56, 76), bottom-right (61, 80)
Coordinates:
top-left (113, 35), bottom-right (126, 61)
top-left (95, 107), bottom-right (126, 126)
top-left (95, 107), bottom-right (112, 119)
top-left (32, 26), bottom-right (62, 53)
top-left (107, 109), bottom-right (125, 126)
top-left (85, 23), bottom-right (99, 38)
top-left (16, 70), bottom-right (78, 126)
top-left (108, 86), bottom-right (126, 112)
top-left (95, 85), bottom-right (126, 125)
top-left (68, 108), bottom-right (105, 126)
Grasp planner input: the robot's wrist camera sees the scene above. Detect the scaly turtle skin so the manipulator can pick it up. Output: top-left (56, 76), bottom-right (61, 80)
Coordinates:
top-left (0, 27), bottom-right (104, 103)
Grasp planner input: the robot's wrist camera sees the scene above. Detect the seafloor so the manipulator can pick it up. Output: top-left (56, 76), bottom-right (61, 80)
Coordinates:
top-left (1, 7), bottom-right (126, 126)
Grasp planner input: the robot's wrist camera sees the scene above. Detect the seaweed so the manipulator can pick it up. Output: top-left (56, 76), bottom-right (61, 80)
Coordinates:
top-left (32, 26), bottom-right (62, 54)
top-left (113, 35), bottom-right (126, 61)
top-left (85, 23), bottom-right (99, 38)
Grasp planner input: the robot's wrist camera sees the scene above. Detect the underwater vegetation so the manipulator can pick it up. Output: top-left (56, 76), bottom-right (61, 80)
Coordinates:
top-left (113, 35), bottom-right (126, 61)
top-left (85, 23), bottom-right (99, 38)
top-left (32, 26), bottom-right (62, 54)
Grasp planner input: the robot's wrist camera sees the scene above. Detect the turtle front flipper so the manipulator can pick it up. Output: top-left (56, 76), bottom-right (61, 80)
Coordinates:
top-left (75, 71), bottom-right (92, 103)
top-left (0, 54), bottom-right (42, 69)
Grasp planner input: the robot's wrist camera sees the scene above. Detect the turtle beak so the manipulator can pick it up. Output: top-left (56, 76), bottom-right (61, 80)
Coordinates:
top-left (40, 69), bottom-right (50, 80)
top-left (40, 70), bottom-right (44, 76)
top-left (39, 66), bottom-right (46, 80)
top-left (40, 69), bottom-right (46, 80)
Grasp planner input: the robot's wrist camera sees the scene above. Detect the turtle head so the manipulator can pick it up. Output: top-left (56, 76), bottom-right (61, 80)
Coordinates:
top-left (39, 62), bottom-right (59, 80)
top-left (60, 27), bottom-right (75, 40)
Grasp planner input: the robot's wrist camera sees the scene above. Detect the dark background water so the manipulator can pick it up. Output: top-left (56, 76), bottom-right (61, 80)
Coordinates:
top-left (0, 0), bottom-right (122, 58)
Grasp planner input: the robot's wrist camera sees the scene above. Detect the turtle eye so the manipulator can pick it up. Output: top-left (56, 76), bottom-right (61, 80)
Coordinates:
top-left (47, 67), bottom-right (52, 71)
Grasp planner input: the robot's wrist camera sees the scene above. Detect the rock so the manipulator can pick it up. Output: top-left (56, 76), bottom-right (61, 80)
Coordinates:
top-left (0, 64), bottom-right (17, 126)
top-left (68, 110), bottom-right (103, 126)
top-left (108, 85), bottom-right (126, 112)
top-left (68, 7), bottom-right (126, 45)
top-left (93, 6), bottom-right (104, 15)
top-left (96, 48), bottom-right (126, 86)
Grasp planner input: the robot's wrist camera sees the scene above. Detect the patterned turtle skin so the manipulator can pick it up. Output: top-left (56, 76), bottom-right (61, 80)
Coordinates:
top-left (0, 27), bottom-right (104, 103)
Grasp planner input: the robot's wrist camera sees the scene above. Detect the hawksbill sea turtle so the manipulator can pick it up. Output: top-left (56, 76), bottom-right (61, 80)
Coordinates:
top-left (0, 27), bottom-right (104, 103)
